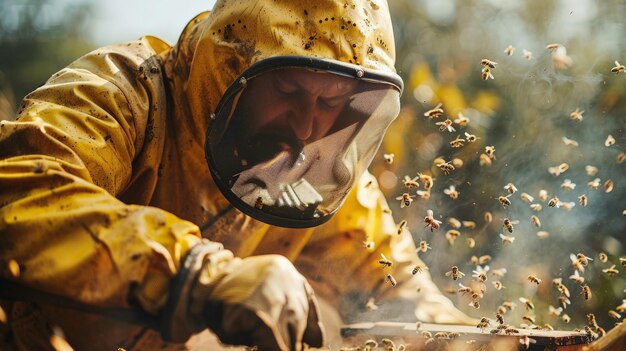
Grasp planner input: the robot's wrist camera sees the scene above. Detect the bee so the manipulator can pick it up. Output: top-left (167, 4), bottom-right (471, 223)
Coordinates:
top-left (443, 185), bottom-right (460, 199)
top-left (418, 240), bottom-right (432, 253)
top-left (421, 330), bottom-right (433, 339)
top-left (418, 173), bottom-right (434, 190)
top-left (491, 266), bottom-right (506, 277)
top-left (504, 182), bottom-right (518, 194)
top-left (396, 220), bottom-right (408, 235)
top-left (587, 313), bottom-right (599, 329)
top-left (502, 301), bottom-right (516, 311)
top-left (605, 134), bottom-right (616, 147)
top-left (585, 165), bottom-right (599, 176)
top-left (495, 313), bottom-right (504, 325)
top-left (611, 60), bottom-right (625, 74)
top-left (437, 161), bottom-right (455, 175)
top-left (581, 284), bottom-right (592, 300)
top-left (536, 231), bottom-right (550, 238)
top-left (505, 327), bottom-right (520, 335)
top-left (569, 270), bottom-right (585, 284)
top-left (561, 314), bottom-right (571, 323)
top-left (396, 193), bottom-right (415, 208)
top-left (472, 265), bottom-right (489, 282)
top-left (498, 195), bottom-right (512, 208)
top-left (381, 338), bottom-right (396, 349)
top-left (365, 297), bottom-right (379, 311)
top-left (492, 281), bottom-right (505, 290)
top-left (569, 108), bottom-right (584, 122)
top-left (527, 275), bottom-right (542, 285)
top-left (604, 179), bottom-right (614, 193)
top-left (504, 45), bottom-right (515, 56)
top-left (522, 49), bottom-right (533, 60)
top-left (434, 332), bottom-right (450, 340)
top-left (378, 253), bottom-right (393, 268)
top-left (556, 282), bottom-right (571, 298)
top-left (608, 310), bottom-right (622, 320)
top-left (386, 273), bottom-right (397, 287)
top-left (587, 177), bottom-right (601, 190)
top-left (538, 189), bottom-right (549, 202)
top-left (484, 211), bottom-right (493, 223)
top-left (479, 153), bottom-right (492, 166)
top-left (448, 217), bottom-right (462, 228)
top-left (548, 305), bottom-right (563, 316)
top-left (602, 265), bottom-right (619, 277)
top-left (469, 300), bottom-right (481, 309)
top-left (364, 339), bottom-right (378, 348)
top-left (520, 192), bottom-right (534, 203)
top-left (570, 253), bottom-right (586, 273)
top-left (416, 190), bottom-right (431, 200)
top-left (576, 253), bottom-right (593, 267)
top-left (412, 264), bottom-right (428, 275)
top-left (499, 233), bottom-right (515, 244)
top-left (449, 136), bottom-right (465, 148)
top-left (559, 294), bottom-right (572, 309)
top-left (445, 230), bottom-right (461, 245)
top-left (402, 175), bottom-right (420, 189)
top-left (522, 315), bottom-right (536, 324)
top-left (466, 237), bottom-right (476, 248)
top-left (464, 132), bottom-right (479, 143)
top-left (452, 157), bottom-right (464, 168)
top-left (482, 67), bottom-right (494, 80)
top-left (618, 152), bottom-right (626, 164)
top-left (503, 218), bottom-right (514, 233)
top-left (445, 266), bottom-right (466, 280)
top-left (435, 119), bottom-right (456, 132)
top-left (497, 305), bottom-right (507, 315)
top-left (363, 241), bottom-right (375, 250)
top-left (485, 145), bottom-right (496, 159)
top-left (424, 103), bottom-right (444, 119)
top-left (561, 201), bottom-right (575, 211)
top-left (548, 196), bottom-right (560, 208)
top-left (562, 136), bottom-right (579, 147)
top-left (424, 337), bottom-right (435, 346)
top-left (454, 112), bottom-right (470, 127)
top-left (383, 153), bottom-right (395, 164)
top-left (424, 209), bottom-right (442, 231)
top-left (519, 297), bottom-right (535, 311)
top-left (462, 220), bottom-right (476, 229)
top-left (530, 215), bottom-right (541, 228)
top-left (598, 252), bottom-right (608, 263)
top-left (578, 194), bottom-right (588, 207)
top-left (542, 323), bottom-right (554, 331)
top-left (382, 208), bottom-right (392, 214)
top-left (620, 257), bottom-right (626, 267)
top-left (561, 179), bottom-right (576, 191)
top-left (481, 59), bottom-right (498, 69)
top-left (254, 197), bottom-right (264, 209)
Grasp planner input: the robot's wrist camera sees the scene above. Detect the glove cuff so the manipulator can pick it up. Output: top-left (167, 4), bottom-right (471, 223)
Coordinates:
top-left (160, 239), bottom-right (225, 342)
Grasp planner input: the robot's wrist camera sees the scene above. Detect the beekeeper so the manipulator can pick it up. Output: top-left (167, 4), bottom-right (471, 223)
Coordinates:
top-left (0, 0), bottom-right (473, 350)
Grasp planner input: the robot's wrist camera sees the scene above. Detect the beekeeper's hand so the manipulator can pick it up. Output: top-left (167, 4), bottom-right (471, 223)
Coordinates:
top-left (161, 241), bottom-right (324, 351)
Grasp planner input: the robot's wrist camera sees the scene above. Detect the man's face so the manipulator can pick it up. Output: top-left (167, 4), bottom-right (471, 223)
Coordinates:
top-left (238, 68), bottom-right (358, 153)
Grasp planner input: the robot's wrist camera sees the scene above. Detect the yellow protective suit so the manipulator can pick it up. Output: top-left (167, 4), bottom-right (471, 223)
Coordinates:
top-left (0, 1), bottom-right (471, 350)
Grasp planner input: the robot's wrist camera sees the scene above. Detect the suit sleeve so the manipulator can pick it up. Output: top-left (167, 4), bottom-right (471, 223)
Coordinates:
top-left (0, 42), bottom-right (201, 315)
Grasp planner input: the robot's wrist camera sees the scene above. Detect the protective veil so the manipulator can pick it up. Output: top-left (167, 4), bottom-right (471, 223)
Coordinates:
top-left (0, 1), bottom-right (472, 350)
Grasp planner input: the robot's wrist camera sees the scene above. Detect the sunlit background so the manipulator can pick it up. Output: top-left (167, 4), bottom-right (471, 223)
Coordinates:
top-left (1, 0), bottom-right (624, 337)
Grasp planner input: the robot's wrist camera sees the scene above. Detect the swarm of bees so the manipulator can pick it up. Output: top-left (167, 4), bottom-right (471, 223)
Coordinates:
top-left (369, 35), bottom-right (624, 351)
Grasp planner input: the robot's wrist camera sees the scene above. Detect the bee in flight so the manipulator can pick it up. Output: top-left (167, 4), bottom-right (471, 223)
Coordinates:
top-left (424, 209), bottom-right (442, 231)
top-left (445, 266), bottom-right (466, 280)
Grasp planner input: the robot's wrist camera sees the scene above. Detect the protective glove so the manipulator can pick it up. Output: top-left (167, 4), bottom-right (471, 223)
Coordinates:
top-left (161, 240), bottom-right (324, 351)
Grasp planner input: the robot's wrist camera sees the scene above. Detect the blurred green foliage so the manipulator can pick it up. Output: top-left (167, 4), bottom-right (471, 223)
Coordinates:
top-left (0, 0), bottom-right (94, 116)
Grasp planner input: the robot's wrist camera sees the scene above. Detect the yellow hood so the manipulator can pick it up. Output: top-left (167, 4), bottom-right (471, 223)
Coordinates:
top-left (167, 0), bottom-right (397, 134)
